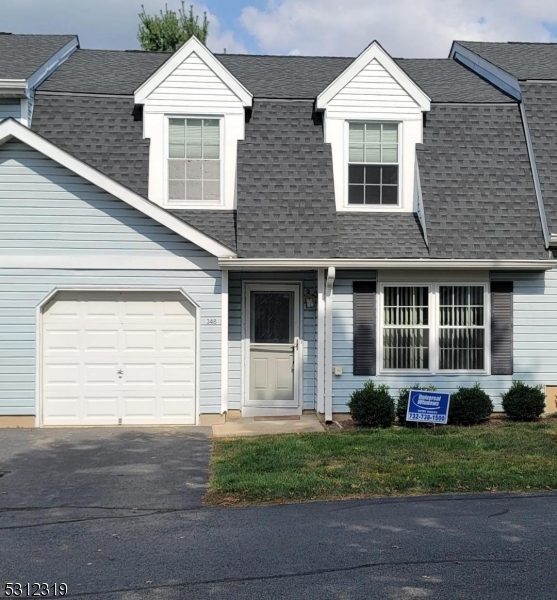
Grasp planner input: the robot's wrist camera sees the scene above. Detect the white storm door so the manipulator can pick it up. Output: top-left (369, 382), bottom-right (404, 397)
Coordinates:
top-left (246, 285), bottom-right (301, 408)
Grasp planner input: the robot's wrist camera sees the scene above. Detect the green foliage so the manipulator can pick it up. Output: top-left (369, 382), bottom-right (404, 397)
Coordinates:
top-left (501, 381), bottom-right (545, 421)
top-left (396, 384), bottom-right (437, 425)
top-left (448, 383), bottom-right (493, 425)
top-left (138, 2), bottom-right (209, 52)
top-left (348, 381), bottom-right (395, 428)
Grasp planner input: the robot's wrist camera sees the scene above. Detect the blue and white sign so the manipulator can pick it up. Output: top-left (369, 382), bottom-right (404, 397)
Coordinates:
top-left (406, 390), bottom-right (451, 424)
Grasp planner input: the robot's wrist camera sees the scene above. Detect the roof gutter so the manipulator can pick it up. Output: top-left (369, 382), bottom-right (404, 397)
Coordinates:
top-left (0, 79), bottom-right (27, 98)
top-left (218, 258), bottom-right (555, 271)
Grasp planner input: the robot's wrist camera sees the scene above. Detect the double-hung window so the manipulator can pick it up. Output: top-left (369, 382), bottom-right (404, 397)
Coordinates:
top-left (348, 122), bottom-right (399, 206)
top-left (439, 286), bottom-right (485, 370)
top-left (383, 286), bottom-right (429, 370)
top-left (168, 118), bottom-right (220, 204)
top-left (380, 285), bottom-right (487, 372)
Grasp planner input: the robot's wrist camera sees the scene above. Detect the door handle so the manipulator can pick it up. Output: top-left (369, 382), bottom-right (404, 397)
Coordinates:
top-left (117, 369), bottom-right (123, 378)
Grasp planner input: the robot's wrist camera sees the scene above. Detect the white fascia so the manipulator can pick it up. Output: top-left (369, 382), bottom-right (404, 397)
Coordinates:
top-left (316, 40), bottom-right (430, 111)
top-left (0, 118), bottom-right (236, 258)
top-left (134, 36), bottom-right (253, 107)
top-left (218, 258), bottom-right (555, 271)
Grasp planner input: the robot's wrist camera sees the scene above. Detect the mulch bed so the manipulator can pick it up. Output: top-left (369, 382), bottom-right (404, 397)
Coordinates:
top-left (328, 414), bottom-right (557, 431)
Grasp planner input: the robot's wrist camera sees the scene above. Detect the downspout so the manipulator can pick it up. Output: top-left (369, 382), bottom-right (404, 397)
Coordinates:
top-left (324, 267), bottom-right (335, 423)
top-left (316, 269), bottom-right (325, 415)
top-left (220, 269), bottom-right (229, 416)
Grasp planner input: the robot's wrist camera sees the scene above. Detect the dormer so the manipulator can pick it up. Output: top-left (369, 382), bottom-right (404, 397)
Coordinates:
top-left (134, 37), bottom-right (253, 210)
top-left (316, 41), bottom-right (430, 213)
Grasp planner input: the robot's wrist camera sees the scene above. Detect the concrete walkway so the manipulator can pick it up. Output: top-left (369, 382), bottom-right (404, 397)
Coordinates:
top-left (212, 414), bottom-right (325, 437)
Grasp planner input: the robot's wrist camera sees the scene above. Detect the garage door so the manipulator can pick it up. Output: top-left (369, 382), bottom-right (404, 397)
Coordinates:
top-left (42, 291), bottom-right (196, 426)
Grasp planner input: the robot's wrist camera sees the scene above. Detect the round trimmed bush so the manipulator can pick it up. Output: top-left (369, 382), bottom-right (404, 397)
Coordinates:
top-left (348, 381), bottom-right (395, 428)
top-left (397, 385), bottom-right (437, 425)
top-left (448, 383), bottom-right (493, 425)
top-left (502, 381), bottom-right (545, 421)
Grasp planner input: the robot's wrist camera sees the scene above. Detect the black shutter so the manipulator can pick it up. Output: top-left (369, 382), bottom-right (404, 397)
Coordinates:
top-left (491, 281), bottom-right (513, 375)
top-left (353, 281), bottom-right (377, 376)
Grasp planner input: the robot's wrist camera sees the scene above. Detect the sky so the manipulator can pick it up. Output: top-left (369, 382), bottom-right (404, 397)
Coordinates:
top-left (3, 0), bottom-right (557, 57)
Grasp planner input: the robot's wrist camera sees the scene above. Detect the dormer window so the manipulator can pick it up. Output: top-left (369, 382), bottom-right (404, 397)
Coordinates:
top-left (168, 118), bottom-right (221, 204)
top-left (348, 122), bottom-right (399, 206)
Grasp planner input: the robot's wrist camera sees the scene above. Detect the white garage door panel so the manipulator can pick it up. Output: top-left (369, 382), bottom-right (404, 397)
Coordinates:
top-left (42, 291), bottom-right (197, 426)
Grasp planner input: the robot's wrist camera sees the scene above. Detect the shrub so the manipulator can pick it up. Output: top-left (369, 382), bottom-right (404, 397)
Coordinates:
top-left (348, 381), bottom-right (395, 428)
top-left (448, 383), bottom-right (494, 425)
top-left (397, 384), bottom-right (437, 425)
top-left (501, 381), bottom-right (545, 421)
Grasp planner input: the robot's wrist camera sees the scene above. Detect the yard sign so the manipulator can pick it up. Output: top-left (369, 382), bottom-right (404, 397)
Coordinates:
top-left (406, 390), bottom-right (451, 425)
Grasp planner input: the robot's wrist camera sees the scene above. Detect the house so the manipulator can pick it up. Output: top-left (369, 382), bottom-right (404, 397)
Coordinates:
top-left (0, 32), bottom-right (556, 428)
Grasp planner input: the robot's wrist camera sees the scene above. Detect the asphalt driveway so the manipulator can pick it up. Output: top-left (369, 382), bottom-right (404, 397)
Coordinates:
top-left (0, 427), bottom-right (212, 510)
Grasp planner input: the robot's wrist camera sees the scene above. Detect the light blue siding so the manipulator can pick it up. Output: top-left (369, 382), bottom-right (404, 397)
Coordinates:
top-left (0, 141), bottom-right (209, 257)
top-left (228, 271), bottom-right (317, 411)
top-left (0, 100), bottom-right (21, 122)
top-left (0, 140), bottom-right (223, 417)
top-left (332, 269), bottom-right (557, 412)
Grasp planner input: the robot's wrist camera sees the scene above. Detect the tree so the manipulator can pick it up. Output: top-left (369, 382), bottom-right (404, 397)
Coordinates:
top-left (138, 2), bottom-right (209, 52)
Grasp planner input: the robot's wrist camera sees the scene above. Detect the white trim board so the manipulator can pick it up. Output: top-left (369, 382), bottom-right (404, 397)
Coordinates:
top-left (134, 36), bottom-right (253, 107)
top-left (219, 258), bottom-right (555, 271)
top-left (0, 255), bottom-right (219, 271)
top-left (316, 41), bottom-right (431, 111)
top-left (0, 118), bottom-right (236, 258)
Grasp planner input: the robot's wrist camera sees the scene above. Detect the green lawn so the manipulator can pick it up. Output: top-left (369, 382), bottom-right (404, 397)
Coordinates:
top-left (206, 422), bottom-right (557, 505)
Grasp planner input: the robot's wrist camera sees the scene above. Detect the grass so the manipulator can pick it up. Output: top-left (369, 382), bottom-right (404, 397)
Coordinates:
top-left (205, 422), bottom-right (557, 505)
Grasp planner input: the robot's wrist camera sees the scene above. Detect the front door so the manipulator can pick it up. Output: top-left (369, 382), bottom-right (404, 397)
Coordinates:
top-left (245, 284), bottom-right (301, 409)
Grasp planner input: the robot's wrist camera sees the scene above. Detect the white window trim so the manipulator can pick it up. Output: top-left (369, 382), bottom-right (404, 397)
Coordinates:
top-left (377, 282), bottom-right (491, 375)
top-left (163, 114), bottom-right (225, 209)
top-left (344, 120), bottom-right (404, 211)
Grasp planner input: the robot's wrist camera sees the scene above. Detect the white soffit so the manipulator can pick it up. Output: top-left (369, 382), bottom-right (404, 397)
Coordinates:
top-left (316, 40), bottom-right (431, 111)
top-left (134, 36), bottom-right (253, 107)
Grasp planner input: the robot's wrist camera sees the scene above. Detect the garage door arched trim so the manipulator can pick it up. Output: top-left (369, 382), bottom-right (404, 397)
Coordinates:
top-left (36, 286), bottom-right (201, 427)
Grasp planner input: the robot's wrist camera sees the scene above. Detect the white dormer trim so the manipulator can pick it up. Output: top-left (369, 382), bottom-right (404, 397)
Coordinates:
top-left (316, 40), bottom-right (431, 112)
top-left (134, 36), bottom-right (253, 107)
top-left (0, 118), bottom-right (236, 258)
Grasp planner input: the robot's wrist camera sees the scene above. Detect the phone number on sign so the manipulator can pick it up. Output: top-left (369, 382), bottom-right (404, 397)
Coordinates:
top-left (4, 583), bottom-right (67, 597)
top-left (408, 413), bottom-right (446, 422)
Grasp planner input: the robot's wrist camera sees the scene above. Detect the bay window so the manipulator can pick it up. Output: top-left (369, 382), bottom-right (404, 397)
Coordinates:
top-left (380, 284), bottom-right (487, 373)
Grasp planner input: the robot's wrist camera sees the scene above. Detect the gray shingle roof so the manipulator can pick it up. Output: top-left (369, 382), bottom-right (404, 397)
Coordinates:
top-left (39, 50), bottom-right (170, 95)
top-left (419, 104), bottom-right (546, 259)
top-left (31, 93), bottom-right (237, 252)
top-left (521, 82), bottom-right (557, 233)
top-left (32, 94), bottom-right (150, 196)
top-left (396, 59), bottom-right (513, 103)
top-left (169, 210), bottom-right (237, 253)
top-left (236, 100), bottom-right (338, 257)
top-left (457, 41), bottom-right (557, 81)
top-left (38, 48), bottom-right (509, 103)
top-left (0, 34), bottom-right (76, 80)
top-left (337, 213), bottom-right (428, 258)
top-left (235, 100), bottom-right (428, 258)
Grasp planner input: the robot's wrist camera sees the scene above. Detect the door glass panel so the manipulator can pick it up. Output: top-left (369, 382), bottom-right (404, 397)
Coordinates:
top-left (250, 291), bottom-right (294, 344)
